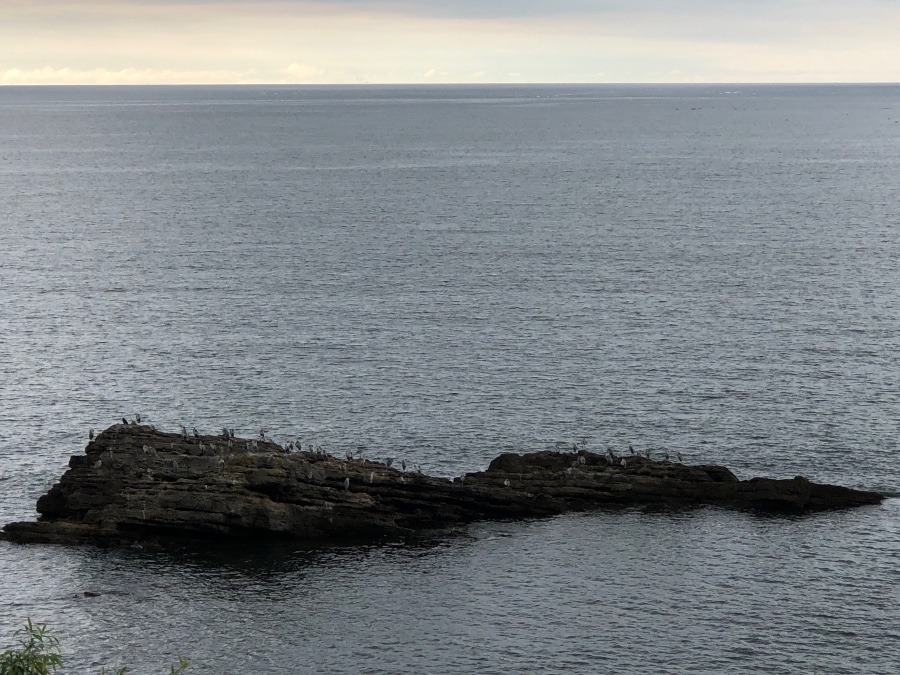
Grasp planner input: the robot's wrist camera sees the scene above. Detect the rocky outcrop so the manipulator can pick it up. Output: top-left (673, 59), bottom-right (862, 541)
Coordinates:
top-left (1, 424), bottom-right (884, 547)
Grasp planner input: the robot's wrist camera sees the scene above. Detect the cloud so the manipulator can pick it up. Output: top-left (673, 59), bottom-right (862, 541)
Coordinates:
top-left (0, 0), bottom-right (898, 83)
top-left (282, 62), bottom-right (323, 81)
top-left (0, 66), bottom-right (261, 85)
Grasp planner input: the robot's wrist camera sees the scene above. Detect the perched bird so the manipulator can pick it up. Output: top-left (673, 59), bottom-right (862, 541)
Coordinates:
top-left (343, 477), bottom-right (350, 490)
top-left (192, 427), bottom-right (199, 438)
top-left (93, 459), bottom-right (102, 470)
top-left (620, 458), bottom-right (627, 467)
top-left (135, 413), bottom-right (142, 423)
top-left (677, 452), bottom-right (683, 462)
top-left (217, 458), bottom-right (226, 471)
top-left (386, 458), bottom-right (394, 468)
top-left (121, 417), bottom-right (129, 426)
top-left (629, 445), bottom-right (635, 456)
top-left (368, 472), bottom-right (375, 484)
top-left (565, 467), bottom-right (574, 477)
top-left (401, 460), bottom-right (407, 471)
top-left (89, 429), bottom-right (94, 441)
top-left (503, 479), bottom-right (511, 487)
top-left (664, 451), bottom-right (670, 461)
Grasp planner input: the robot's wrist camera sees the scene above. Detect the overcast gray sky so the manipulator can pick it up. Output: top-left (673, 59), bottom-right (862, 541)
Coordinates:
top-left (1, 0), bottom-right (898, 84)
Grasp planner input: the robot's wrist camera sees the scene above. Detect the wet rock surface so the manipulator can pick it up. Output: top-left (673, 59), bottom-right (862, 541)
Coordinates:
top-left (1, 424), bottom-right (884, 548)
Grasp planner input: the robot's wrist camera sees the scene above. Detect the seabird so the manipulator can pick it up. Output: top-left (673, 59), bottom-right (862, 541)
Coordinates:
top-left (503, 479), bottom-right (511, 487)
top-left (368, 472), bottom-right (374, 484)
top-left (664, 451), bottom-right (670, 461)
top-left (343, 477), bottom-right (350, 490)
top-left (629, 445), bottom-right (635, 455)
top-left (386, 458), bottom-right (394, 468)
top-left (89, 429), bottom-right (94, 441)
top-left (217, 458), bottom-right (226, 470)
top-left (677, 452), bottom-right (683, 462)
top-left (620, 458), bottom-right (627, 467)
top-left (93, 459), bottom-right (102, 470)
top-left (578, 455), bottom-right (586, 465)
top-left (135, 413), bottom-right (142, 423)
top-left (565, 467), bottom-right (574, 477)
top-left (401, 460), bottom-right (407, 471)
top-left (122, 418), bottom-right (128, 426)
top-left (192, 428), bottom-right (199, 438)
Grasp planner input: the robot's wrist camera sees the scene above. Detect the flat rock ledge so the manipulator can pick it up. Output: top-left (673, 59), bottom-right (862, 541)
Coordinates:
top-left (2, 424), bottom-right (884, 548)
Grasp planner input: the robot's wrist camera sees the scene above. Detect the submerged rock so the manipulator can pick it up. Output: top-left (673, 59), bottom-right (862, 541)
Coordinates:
top-left (1, 424), bottom-right (884, 548)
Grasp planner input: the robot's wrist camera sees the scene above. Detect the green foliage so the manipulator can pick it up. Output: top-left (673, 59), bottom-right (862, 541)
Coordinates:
top-left (168, 656), bottom-right (191, 674)
top-left (0, 619), bottom-right (63, 675)
top-left (1, 621), bottom-right (189, 675)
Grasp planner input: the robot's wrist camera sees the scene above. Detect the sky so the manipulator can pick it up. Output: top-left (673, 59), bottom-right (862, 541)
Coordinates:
top-left (1, 0), bottom-right (899, 85)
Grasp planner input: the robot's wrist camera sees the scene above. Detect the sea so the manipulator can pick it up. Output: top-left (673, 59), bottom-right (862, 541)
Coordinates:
top-left (0, 83), bottom-right (898, 674)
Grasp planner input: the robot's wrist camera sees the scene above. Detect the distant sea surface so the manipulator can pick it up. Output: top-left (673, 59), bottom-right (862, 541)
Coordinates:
top-left (1, 84), bottom-right (899, 673)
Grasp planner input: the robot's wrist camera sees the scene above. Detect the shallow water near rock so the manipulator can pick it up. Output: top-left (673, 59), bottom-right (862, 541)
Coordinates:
top-left (1, 84), bottom-right (899, 673)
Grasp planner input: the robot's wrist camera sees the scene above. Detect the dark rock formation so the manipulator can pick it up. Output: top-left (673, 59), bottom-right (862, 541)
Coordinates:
top-left (1, 424), bottom-right (884, 548)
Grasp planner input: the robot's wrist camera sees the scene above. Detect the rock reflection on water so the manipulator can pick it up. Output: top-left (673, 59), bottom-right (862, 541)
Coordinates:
top-left (3, 502), bottom-right (898, 674)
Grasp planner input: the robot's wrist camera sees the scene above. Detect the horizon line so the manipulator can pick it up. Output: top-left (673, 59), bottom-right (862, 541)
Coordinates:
top-left (2, 81), bottom-right (899, 87)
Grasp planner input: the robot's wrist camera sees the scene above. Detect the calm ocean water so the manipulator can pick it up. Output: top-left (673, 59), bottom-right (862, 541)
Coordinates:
top-left (1, 84), bottom-right (899, 673)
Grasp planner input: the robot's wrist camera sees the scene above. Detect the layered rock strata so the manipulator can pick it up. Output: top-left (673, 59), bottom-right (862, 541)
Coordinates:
top-left (1, 424), bottom-right (883, 547)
